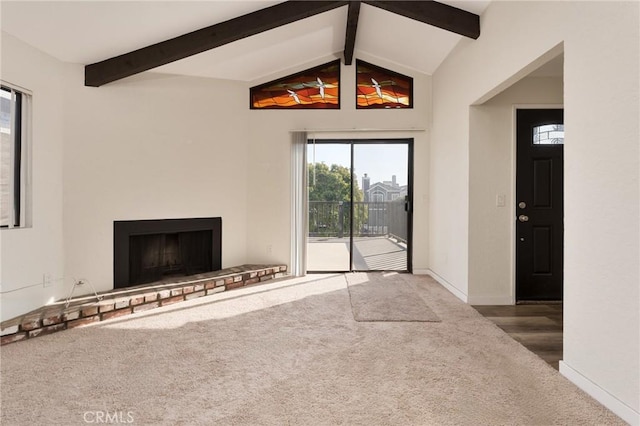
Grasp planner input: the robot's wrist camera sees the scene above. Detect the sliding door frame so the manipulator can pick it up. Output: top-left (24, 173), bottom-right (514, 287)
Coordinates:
top-left (307, 138), bottom-right (413, 273)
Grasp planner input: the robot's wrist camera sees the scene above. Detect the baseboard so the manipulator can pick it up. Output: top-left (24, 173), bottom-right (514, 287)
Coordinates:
top-left (468, 295), bottom-right (514, 305)
top-left (559, 361), bottom-right (639, 425)
top-left (422, 269), bottom-right (468, 303)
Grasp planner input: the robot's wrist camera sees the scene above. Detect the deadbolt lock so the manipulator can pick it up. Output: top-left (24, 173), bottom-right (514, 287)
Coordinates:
top-left (518, 202), bottom-right (526, 209)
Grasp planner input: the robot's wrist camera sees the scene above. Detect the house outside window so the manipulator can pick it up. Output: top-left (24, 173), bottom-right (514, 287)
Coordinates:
top-left (1, 83), bottom-right (31, 229)
top-left (371, 192), bottom-right (384, 203)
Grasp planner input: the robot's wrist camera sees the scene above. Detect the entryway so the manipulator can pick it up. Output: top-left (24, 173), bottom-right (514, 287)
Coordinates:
top-left (306, 139), bottom-right (413, 273)
top-left (516, 109), bottom-right (564, 301)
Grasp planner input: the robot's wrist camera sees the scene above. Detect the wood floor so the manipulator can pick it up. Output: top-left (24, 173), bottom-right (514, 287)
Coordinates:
top-left (472, 304), bottom-right (563, 370)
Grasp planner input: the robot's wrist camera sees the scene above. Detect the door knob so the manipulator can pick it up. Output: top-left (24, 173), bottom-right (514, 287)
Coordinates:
top-left (518, 215), bottom-right (529, 222)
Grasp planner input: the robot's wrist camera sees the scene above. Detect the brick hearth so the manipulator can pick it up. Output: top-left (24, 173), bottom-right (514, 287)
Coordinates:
top-left (0, 264), bottom-right (287, 345)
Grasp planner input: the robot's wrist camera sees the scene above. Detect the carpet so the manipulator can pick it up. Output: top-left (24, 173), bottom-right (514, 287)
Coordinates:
top-left (0, 273), bottom-right (624, 425)
top-left (346, 272), bottom-right (440, 322)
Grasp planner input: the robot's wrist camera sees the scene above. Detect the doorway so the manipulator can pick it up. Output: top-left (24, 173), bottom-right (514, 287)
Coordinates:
top-left (516, 109), bottom-right (564, 300)
top-left (306, 139), bottom-right (413, 273)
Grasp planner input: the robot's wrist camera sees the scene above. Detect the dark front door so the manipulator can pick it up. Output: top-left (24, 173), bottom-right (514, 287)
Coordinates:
top-left (516, 109), bottom-right (564, 300)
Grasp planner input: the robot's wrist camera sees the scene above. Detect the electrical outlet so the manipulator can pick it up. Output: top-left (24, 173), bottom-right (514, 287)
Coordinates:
top-left (266, 245), bottom-right (273, 255)
top-left (43, 274), bottom-right (52, 288)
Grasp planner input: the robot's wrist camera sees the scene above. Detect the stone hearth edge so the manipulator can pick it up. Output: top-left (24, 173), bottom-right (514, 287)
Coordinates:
top-left (0, 264), bottom-right (287, 345)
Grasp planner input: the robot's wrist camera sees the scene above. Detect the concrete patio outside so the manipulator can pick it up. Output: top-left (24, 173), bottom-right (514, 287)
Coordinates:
top-left (307, 235), bottom-right (407, 271)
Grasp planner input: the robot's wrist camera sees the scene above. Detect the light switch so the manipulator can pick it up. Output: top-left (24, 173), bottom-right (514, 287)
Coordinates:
top-left (496, 194), bottom-right (506, 207)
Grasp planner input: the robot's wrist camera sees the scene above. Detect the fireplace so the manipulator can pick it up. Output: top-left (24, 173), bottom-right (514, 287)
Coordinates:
top-left (114, 218), bottom-right (221, 289)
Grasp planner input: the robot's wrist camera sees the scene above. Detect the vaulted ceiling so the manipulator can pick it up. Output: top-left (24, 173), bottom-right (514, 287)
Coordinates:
top-left (1, 1), bottom-right (491, 86)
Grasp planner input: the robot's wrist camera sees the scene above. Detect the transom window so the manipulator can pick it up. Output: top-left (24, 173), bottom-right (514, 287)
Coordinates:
top-left (356, 60), bottom-right (413, 109)
top-left (533, 124), bottom-right (564, 145)
top-left (250, 60), bottom-right (340, 109)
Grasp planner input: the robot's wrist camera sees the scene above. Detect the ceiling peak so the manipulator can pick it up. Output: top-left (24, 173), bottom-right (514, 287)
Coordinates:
top-left (84, 0), bottom-right (480, 87)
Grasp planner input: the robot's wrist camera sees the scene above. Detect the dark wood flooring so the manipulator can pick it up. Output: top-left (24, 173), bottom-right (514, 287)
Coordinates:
top-left (472, 304), bottom-right (563, 370)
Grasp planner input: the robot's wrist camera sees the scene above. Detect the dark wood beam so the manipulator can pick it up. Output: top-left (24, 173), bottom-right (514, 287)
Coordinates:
top-left (85, 1), bottom-right (348, 87)
top-left (362, 0), bottom-right (480, 39)
top-left (343, 1), bottom-right (361, 65)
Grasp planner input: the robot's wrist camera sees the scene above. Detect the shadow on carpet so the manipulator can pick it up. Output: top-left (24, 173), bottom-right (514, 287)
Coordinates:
top-left (346, 272), bottom-right (441, 322)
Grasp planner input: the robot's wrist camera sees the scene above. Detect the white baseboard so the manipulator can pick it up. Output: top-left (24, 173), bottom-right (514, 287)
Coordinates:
top-left (560, 361), bottom-right (639, 425)
top-left (422, 269), bottom-right (468, 303)
top-left (415, 270), bottom-right (512, 305)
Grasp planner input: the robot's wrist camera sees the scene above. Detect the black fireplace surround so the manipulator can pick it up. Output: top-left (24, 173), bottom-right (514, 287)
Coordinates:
top-left (114, 217), bottom-right (221, 289)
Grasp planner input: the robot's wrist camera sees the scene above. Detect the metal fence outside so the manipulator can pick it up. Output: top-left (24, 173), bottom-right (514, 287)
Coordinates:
top-left (309, 200), bottom-right (407, 242)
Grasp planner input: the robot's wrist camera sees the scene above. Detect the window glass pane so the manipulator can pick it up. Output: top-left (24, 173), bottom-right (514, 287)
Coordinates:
top-left (533, 124), bottom-right (564, 145)
top-left (1, 85), bottom-right (30, 229)
top-left (356, 60), bottom-right (413, 109)
top-left (250, 60), bottom-right (340, 109)
top-left (1, 88), bottom-right (12, 227)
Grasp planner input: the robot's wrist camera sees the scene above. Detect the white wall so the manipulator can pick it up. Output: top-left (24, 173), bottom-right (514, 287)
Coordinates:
top-left (62, 70), bottom-right (250, 294)
top-left (0, 33), bottom-right (67, 321)
top-left (561, 2), bottom-right (639, 421)
top-left (245, 54), bottom-right (431, 273)
top-left (468, 76), bottom-right (563, 305)
top-left (431, 1), bottom-right (639, 421)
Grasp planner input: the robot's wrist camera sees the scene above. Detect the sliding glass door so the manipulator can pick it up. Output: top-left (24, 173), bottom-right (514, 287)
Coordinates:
top-left (306, 139), bottom-right (412, 272)
top-left (307, 143), bottom-right (352, 271)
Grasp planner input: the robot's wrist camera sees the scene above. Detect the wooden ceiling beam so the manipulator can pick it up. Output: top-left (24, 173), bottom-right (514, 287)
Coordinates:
top-left (85, 0), bottom-right (348, 87)
top-left (362, 0), bottom-right (480, 39)
top-left (343, 1), bottom-right (361, 65)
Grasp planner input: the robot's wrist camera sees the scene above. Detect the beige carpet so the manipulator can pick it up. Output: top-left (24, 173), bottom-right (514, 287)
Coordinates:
top-left (0, 273), bottom-right (623, 425)
top-left (347, 272), bottom-right (440, 322)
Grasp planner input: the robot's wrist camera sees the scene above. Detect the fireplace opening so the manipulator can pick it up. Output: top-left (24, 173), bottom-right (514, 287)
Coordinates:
top-left (162, 233), bottom-right (183, 275)
top-left (129, 230), bottom-right (213, 286)
top-left (114, 218), bottom-right (221, 289)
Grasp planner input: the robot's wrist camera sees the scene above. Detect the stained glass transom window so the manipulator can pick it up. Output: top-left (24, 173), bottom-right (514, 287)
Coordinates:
top-left (356, 60), bottom-right (412, 109)
top-left (250, 60), bottom-right (340, 109)
top-left (533, 124), bottom-right (564, 145)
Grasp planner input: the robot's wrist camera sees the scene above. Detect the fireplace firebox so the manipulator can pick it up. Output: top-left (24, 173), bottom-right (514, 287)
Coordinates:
top-left (114, 218), bottom-right (221, 289)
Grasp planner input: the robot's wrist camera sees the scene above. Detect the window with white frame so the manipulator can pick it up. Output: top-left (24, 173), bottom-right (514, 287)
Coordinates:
top-left (371, 191), bottom-right (384, 202)
top-left (1, 84), bottom-right (31, 228)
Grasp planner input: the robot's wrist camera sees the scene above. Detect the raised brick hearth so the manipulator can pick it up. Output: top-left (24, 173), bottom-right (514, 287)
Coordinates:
top-left (0, 264), bottom-right (287, 345)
